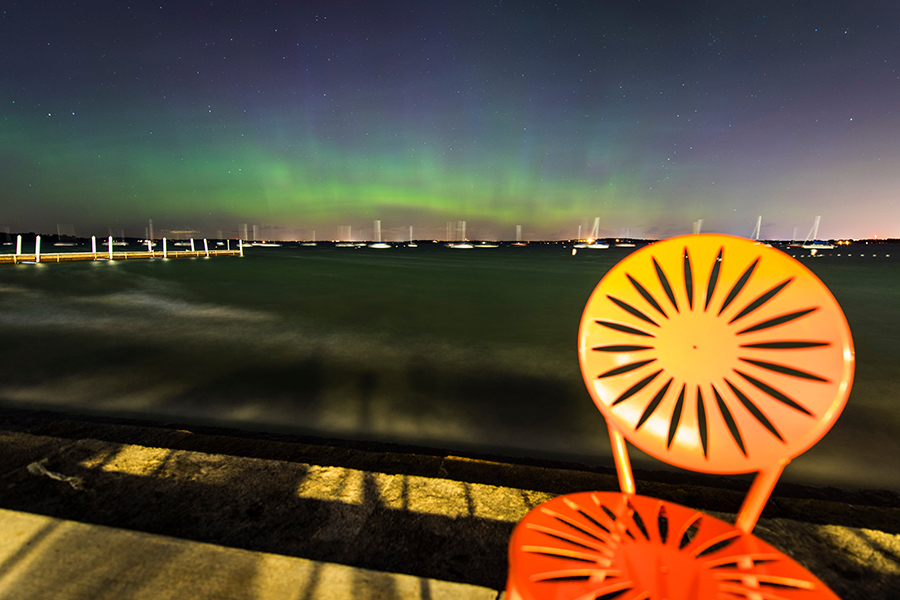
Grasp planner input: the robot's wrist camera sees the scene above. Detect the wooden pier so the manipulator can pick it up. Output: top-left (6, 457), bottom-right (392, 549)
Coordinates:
top-left (0, 249), bottom-right (241, 265)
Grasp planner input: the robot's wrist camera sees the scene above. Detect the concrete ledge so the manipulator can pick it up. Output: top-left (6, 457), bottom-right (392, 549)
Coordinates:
top-left (1, 409), bottom-right (900, 598)
top-left (0, 509), bottom-right (499, 600)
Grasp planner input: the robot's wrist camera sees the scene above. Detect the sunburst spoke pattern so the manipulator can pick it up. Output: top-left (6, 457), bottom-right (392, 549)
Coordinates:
top-left (684, 248), bottom-right (694, 310)
top-left (593, 344), bottom-right (655, 352)
top-left (509, 493), bottom-right (840, 600)
top-left (737, 308), bottom-right (818, 335)
top-left (739, 341), bottom-right (829, 350)
top-left (697, 386), bottom-right (709, 457)
top-left (636, 378), bottom-right (673, 430)
top-left (734, 370), bottom-right (811, 415)
top-left (725, 379), bottom-right (784, 442)
top-left (597, 359), bottom-right (658, 379)
top-left (595, 320), bottom-right (656, 337)
top-left (608, 295), bottom-right (660, 327)
top-left (729, 278), bottom-right (793, 324)
top-left (653, 257), bottom-right (679, 312)
top-left (738, 358), bottom-right (829, 382)
top-left (704, 248), bottom-right (723, 311)
top-left (718, 258), bottom-right (759, 316)
top-left (613, 369), bottom-right (663, 406)
top-left (713, 385), bottom-right (747, 456)
top-left (628, 273), bottom-right (668, 318)
top-left (579, 234), bottom-right (853, 474)
top-left (667, 385), bottom-right (687, 448)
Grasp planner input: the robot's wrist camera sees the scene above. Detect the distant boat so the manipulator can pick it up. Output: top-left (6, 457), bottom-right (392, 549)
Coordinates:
top-left (54, 224), bottom-right (77, 246)
top-left (368, 220), bottom-right (390, 249)
top-left (474, 242), bottom-right (499, 248)
top-left (336, 226), bottom-right (356, 247)
top-left (449, 220), bottom-right (474, 248)
top-left (512, 225), bottom-right (526, 245)
top-left (301, 231), bottom-right (317, 246)
top-left (407, 226), bottom-right (417, 248)
top-left (750, 216), bottom-right (772, 246)
top-left (751, 215), bottom-right (762, 241)
top-left (615, 229), bottom-right (635, 247)
top-left (250, 242), bottom-right (282, 247)
top-left (801, 216), bottom-right (835, 249)
top-left (574, 218), bottom-right (608, 248)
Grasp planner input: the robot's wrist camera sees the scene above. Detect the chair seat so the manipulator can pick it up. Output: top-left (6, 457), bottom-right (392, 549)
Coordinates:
top-left (507, 491), bottom-right (838, 600)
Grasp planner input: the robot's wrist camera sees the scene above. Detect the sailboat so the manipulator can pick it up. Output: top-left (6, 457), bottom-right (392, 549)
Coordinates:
top-left (368, 220), bottom-right (391, 248)
top-left (449, 220), bottom-right (473, 248)
top-left (750, 216), bottom-right (772, 247)
top-left (615, 228), bottom-right (635, 247)
top-left (512, 225), bottom-right (526, 246)
top-left (801, 216), bottom-right (835, 249)
top-left (336, 225), bottom-right (356, 247)
top-left (407, 226), bottom-right (417, 248)
top-left (301, 230), bottom-right (317, 246)
top-left (53, 224), bottom-right (76, 247)
top-left (574, 218), bottom-right (609, 249)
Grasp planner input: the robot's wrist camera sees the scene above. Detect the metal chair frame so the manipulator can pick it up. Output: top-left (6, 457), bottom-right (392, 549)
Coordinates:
top-left (507, 234), bottom-right (854, 600)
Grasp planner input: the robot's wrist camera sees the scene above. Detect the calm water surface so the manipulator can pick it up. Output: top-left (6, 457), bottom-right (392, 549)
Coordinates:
top-left (1, 242), bottom-right (898, 490)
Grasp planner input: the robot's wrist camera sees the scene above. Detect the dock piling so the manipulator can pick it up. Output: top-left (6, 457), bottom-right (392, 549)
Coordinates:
top-left (203, 238), bottom-right (209, 257)
top-left (190, 238), bottom-right (195, 252)
top-left (91, 236), bottom-right (97, 255)
top-left (35, 235), bottom-right (41, 263)
top-left (108, 236), bottom-right (113, 260)
top-left (15, 235), bottom-right (21, 256)
top-left (163, 238), bottom-right (167, 258)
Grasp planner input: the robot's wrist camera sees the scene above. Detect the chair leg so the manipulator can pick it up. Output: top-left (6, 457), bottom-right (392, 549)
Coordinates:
top-left (608, 423), bottom-right (636, 494)
top-left (735, 460), bottom-right (787, 534)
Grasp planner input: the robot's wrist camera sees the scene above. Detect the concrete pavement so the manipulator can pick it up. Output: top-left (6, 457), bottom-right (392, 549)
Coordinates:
top-left (1, 408), bottom-right (899, 598)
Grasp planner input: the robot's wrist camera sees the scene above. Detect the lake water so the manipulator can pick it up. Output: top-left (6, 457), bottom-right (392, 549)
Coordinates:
top-left (1, 241), bottom-right (898, 490)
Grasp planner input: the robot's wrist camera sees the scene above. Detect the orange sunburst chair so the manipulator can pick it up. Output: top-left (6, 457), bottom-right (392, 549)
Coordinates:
top-left (506, 234), bottom-right (854, 600)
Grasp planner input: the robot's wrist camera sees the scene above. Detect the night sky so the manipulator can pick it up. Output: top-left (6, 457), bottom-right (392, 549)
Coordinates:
top-left (2, 1), bottom-right (899, 241)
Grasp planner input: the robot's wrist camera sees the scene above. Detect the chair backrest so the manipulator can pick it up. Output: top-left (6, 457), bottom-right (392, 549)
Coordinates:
top-left (577, 234), bottom-right (854, 529)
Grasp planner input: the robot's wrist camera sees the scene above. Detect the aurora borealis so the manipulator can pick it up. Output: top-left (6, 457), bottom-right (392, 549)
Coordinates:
top-left (2, 1), bottom-right (899, 241)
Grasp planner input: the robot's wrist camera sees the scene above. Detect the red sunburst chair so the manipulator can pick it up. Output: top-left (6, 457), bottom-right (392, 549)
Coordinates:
top-left (507, 234), bottom-right (854, 600)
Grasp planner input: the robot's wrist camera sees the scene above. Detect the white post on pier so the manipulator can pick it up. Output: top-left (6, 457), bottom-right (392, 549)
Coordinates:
top-left (146, 239), bottom-right (152, 253)
top-left (190, 238), bottom-right (195, 252)
top-left (35, 235), bottom-right (41, 263)
top-left (91, 236), bottom-right (97, 254)
top-left (238, 238), bottom-right (244, 257)
top-left (15, 235), bottom-right (21, 255)
top-left (227, 239), bottom-right (230, 251)
top-left (108, 236), bottom-right (114, 260)
top-left (203, 238), bottom-right (209, 257)
top-left (163, 237), bottom-right (168, 258)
